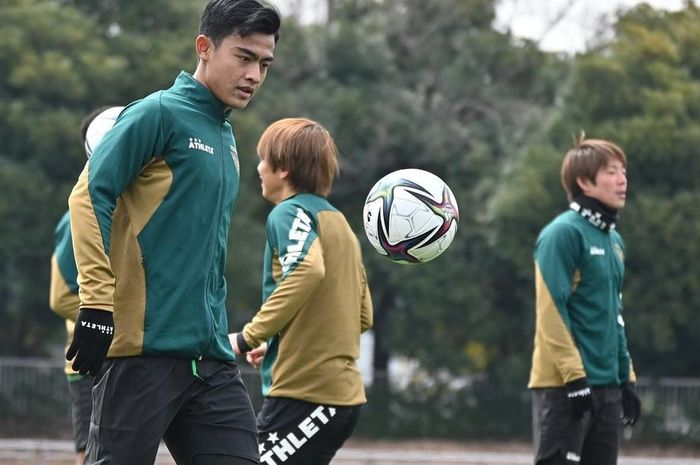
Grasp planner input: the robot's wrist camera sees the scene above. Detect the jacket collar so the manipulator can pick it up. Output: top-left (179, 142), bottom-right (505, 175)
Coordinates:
top-left (172, 71), bottom-right (232, 120)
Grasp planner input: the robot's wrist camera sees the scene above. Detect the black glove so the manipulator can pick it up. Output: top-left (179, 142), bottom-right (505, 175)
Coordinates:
top-left (66, 308), bottom-right (114, 376)
top-left (565, 377), bottom-right (593, 418)
top-left (621, 382), bottom-right (641, 426)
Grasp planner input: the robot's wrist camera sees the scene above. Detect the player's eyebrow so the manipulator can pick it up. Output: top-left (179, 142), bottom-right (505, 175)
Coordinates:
top-left (235, 46), bottom-right (274, 64)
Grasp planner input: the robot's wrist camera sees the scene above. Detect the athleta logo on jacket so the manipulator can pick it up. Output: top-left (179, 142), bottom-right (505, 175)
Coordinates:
top-left (188, 137), bottom-right (214, 154)
top-left (259, 406), bottom-right (336, 464)
top-left (589, 246), bottom-right (605, 256)
top-left (280, 208), bottom-right (312, 274)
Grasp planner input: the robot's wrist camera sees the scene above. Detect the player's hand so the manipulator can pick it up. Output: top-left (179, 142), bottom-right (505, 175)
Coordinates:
top-left (246, 343), bottom-right (267, 369)
top-left (565, 377), bottom-right (593, 419)
top-left (621, 382), bottom-right (641, 426)
top-left (66, 308), bottom-right (114, 376)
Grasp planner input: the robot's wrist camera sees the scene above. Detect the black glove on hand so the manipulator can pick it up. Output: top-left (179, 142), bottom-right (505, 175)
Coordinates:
top-left (66, 308), bottom-right (114, 376)
top-left (621, 382), bottom-right (642, 426)
top-left (565, 377), bottom-right (593, 419)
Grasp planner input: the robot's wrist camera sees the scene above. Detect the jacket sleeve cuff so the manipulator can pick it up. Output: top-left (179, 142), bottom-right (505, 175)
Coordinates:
top-left (236, 332), bottom-right (253, 354)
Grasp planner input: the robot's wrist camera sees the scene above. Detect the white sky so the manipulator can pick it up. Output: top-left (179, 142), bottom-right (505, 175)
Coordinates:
top-left (494, 0), bottom-right (686, 53)
top-left (274, 0), bottom-right (686, 53)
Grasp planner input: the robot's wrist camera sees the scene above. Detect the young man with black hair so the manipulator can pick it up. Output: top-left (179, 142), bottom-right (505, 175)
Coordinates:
top-left (67, 1), bottom-right (281, 464)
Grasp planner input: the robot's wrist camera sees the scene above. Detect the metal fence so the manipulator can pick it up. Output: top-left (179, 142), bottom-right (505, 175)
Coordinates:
top-left (1, 357), bottom-right (700, 445)
top-left (634, 377), bottom-right (700, 438)
top-left (0, 357), bottom-right (263, 437)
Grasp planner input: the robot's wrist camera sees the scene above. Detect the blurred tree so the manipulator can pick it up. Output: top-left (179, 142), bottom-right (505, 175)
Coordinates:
top-left (488, 3), bottom-right (700, 378)
top-left (596, 4), bottom-right (700, 375)
top-left (0, 160), bottom-right (56, 354)
top-left (5, 0), bottom-right (697, 386)
top-left (352, 0), bottom-right (566, 380)
top-left (0, 0), bottom-right (124, 355)
top-left (0, 0), bottom-right (568, 377)
top-left (0, 0), bottom-right (208, 356)
top-left (262, 0), bottom-right (566, 385)
top-left (60, 0), bottom-right (205, 96)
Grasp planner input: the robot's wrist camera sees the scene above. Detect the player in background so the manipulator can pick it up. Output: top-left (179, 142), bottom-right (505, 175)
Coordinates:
top-left (528, 136), bottom-right (642, 465)
top-left (49, 106), bottom-right (120, 465)
top-left (66, 1), bottom-right (281, 464)
top-left (230, 117), bottom-right (374, 465)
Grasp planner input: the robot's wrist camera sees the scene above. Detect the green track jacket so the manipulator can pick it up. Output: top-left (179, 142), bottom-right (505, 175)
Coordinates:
top-left (69, 72), bottom-right (240, 360)
top-left (529, 208), bottom-right (636, 388)
top-left (242, 194), bottom-right (373, 405)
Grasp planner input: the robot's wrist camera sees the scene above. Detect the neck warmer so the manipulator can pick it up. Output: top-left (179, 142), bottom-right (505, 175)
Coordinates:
top-left (570, 194), bottom-right (618, 232)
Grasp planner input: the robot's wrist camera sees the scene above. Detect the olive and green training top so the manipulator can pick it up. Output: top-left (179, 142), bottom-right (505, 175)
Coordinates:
top-left (241, 193), bottom-right (373, 405)
top-left (529, 207), bottom-right (636, 388)
top-left (69, 72), bottom-right (240, 360)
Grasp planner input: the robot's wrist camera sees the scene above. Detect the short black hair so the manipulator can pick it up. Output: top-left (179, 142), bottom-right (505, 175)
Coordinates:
top-left (199, 0), bottom-right (281, 47)
top-left (79, 106), bottom-right (113, 144)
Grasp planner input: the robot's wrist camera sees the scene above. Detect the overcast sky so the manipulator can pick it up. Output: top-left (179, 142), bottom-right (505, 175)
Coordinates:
top-left (494, 0), bottom-right (685, 53)
top-left (274, 0), bottom-right (686, 53)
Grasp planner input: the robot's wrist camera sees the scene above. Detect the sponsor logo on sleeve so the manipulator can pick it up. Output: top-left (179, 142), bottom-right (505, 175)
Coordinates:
top-left (279, 208), bottom-right (312, 274)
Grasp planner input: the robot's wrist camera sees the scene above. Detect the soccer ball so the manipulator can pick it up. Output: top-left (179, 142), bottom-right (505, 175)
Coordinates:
top-left (84, 106), bottom-right (124, 158)
top-left (363, 168), bottom-right (459, 264)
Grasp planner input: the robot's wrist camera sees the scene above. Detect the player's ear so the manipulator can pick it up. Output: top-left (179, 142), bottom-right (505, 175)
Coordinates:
top-left (576, 176), bottom-right (594, 194)
top-left (280, 170), bottom-right (290, 181)
top-left (195, 35), bottom-right (213, 60)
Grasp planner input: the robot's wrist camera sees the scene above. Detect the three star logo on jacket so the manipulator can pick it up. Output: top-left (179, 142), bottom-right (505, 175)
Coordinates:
top-left (188, 137), bottom-right (214, 154)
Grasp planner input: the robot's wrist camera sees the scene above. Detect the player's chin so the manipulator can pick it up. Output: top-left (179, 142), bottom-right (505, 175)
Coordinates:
top-left (228, 100), bottom-right (249, 111)
top-left (612, 198), bottom-right (626, 209)
top-left (226, 95), bottom-right (253, 110)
